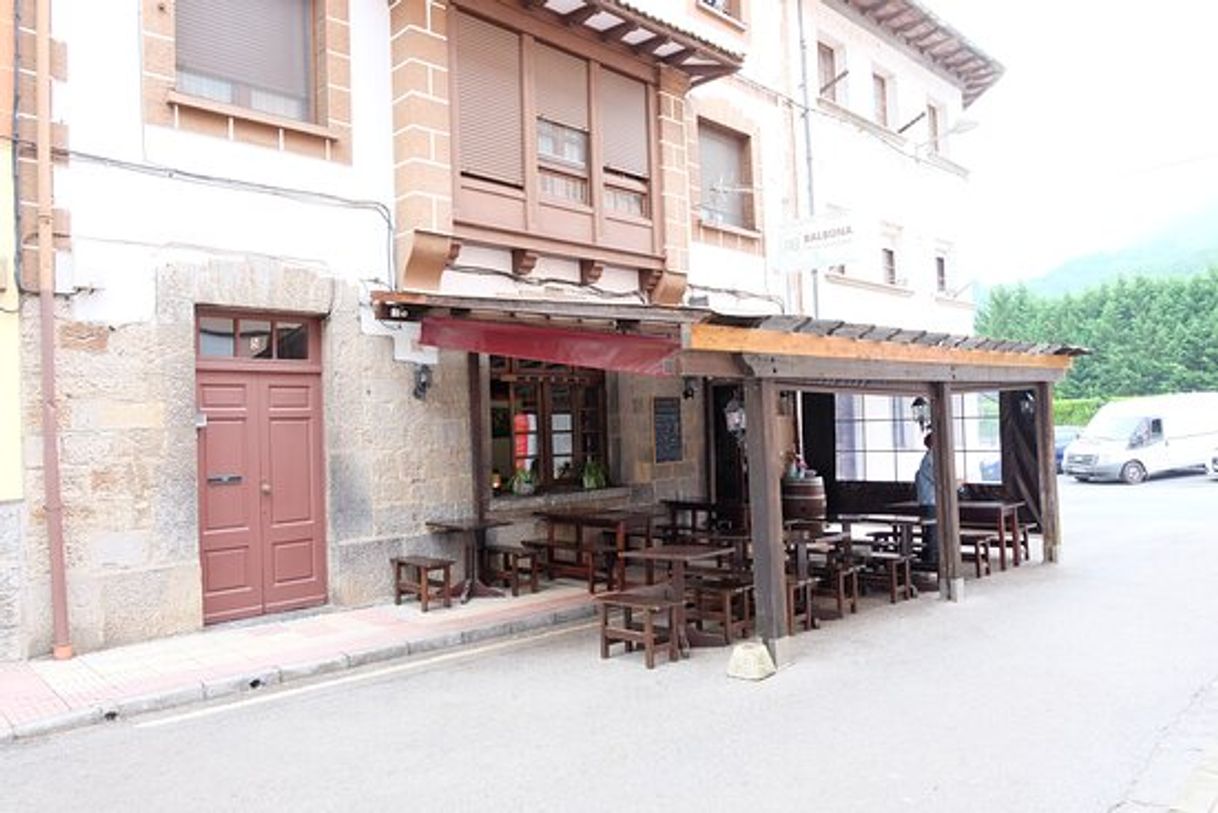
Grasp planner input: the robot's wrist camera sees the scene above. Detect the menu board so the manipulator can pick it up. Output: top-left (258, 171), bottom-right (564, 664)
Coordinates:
top-left (653, 397), bottom-right (682, 463)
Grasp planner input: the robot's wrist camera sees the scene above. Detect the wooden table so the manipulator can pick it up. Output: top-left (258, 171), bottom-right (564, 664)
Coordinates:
top-left (888, 499), bottom-right (1025, 568)
top-left (621, 545), bottom-right (735, 654)
top-left (784, 529), bottom-right (849, 580)
top-left (534, 507), bottom-right (662, 590)
top-left (835, 513), bottom-right (934, 560)
top-left (426, 517), bottom-right (511, 603)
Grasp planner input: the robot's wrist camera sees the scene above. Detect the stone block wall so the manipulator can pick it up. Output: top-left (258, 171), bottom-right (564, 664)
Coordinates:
top-left (14, 260), bottom-right (473, 657)
top-left (611, 373), bottom-right (706, 503)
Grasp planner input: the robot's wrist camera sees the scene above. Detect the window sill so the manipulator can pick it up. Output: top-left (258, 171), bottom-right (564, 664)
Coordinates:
top-left (921, 152), bottom-right (970, 178)
top-left (823, 272), bottom-right (915, 296)
top-left (934, 294), bottom-right (976, 309)
top-left (488, 485), bottom-right (632, 516)
top-left (167, 90), bottom-right (341, 142)
top-left (697, 217), bottom-right (762, 242)
top-left (816, 98), bottom-right (907, 149)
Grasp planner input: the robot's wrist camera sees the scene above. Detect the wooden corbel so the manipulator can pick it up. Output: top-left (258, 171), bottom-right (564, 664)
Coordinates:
top-left (512, 249), bottom-right (539, 277)
top-left (580, 259), bottom-right (604, 286)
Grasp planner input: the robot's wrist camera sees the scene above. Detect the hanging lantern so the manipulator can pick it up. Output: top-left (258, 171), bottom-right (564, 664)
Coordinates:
top-left (724, 393), bottom-right (747, 444)
top-left (911, 395), bottom-right (931, 432)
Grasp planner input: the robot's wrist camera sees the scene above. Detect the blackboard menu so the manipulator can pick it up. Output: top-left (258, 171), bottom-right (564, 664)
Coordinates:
top-left (653, 397), bottom-right (682, 463)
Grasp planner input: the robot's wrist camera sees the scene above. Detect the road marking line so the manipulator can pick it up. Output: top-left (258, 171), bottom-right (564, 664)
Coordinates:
top-left (135, 621), bottom-right (596, 729)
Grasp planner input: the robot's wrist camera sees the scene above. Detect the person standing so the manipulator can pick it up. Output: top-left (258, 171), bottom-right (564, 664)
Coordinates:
top-left (914, 432), bottom-right (939, 569)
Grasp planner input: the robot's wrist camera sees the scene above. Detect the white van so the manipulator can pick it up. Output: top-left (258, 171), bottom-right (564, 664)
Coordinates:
top-left (1063, 392), bottom-right (1218, 484)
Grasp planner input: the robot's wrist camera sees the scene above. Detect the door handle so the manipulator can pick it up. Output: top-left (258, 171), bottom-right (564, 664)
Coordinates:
top-left (260, 482), bottom-right (272, 495)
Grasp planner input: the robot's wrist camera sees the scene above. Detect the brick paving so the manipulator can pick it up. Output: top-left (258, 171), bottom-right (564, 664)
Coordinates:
top-left (0, 584), bottom-right (595, 739)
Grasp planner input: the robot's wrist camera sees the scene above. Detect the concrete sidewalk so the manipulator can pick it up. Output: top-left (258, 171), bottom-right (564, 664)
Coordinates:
top-left (0, 584), bottom-right (595, 741)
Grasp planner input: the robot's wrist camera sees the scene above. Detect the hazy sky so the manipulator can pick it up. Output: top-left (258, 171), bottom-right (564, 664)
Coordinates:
top-left (920, 0), bottom-right (1218, 285)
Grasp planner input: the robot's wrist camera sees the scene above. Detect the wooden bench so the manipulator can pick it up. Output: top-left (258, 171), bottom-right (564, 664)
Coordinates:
top-left (960, 529), bottom-right (994, 578)
top-left (595, 587), bottom-right (681, 669)
top-left (484, 543), bottom-right (540, 597)
top-left (812, 560), bottom-right (859, 618)
top-left (391, 555), bottom-right (454, 612)
top-left (521, 539), bottom-right (615, 594)
top-left (786, 574), bottom-right (819, 634)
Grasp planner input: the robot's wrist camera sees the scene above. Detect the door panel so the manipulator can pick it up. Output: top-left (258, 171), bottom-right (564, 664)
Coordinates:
top-left (260, 375), bottom-right (327, 612)
top-left (197, 370), bottom-right (326, 623)
top-left (197, 374), bottom-right (263, 623)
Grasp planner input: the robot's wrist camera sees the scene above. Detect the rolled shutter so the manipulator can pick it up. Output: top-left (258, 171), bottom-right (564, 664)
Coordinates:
top-left (698, 123), bottom-right (746, 228)
top-left (456, 13), bottom-right (524, 185)
top-left (534, 44), bottom-right (588, 130)
top-left (599, 70), bottom-right (649, 179)
top-left (176, 0), bottom-right (310, 100)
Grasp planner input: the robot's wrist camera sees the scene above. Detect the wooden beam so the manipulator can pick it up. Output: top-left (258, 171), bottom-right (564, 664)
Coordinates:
top-left (562, 3), bottom-right (602, 27)
top-left (600, 19), bottom-right (636, 42)
top-left (691, 324), bottom-right (1076, 372)
top-left (1035, 381), bottom-right (1061, 563)
top-left (740, 353), bottom-right (1068, 385)
top-left (929, 381), bottom-right (962, 601)
top-left (469, 353), bottom-right (491, 520)
top-left (511, 249), bottom-right (539, 277)
top-left (744, 378), bottom-right (788, 660)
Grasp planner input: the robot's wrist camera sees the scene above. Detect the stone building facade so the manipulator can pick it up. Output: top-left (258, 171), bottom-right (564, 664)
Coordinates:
top-left (2, 0), bottom-right (999, 658)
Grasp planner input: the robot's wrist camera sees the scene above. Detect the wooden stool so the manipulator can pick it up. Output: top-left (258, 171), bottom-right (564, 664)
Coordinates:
top-left (596, 589), bottom-right (681, 669)
top-left (866, 551), bottom-right (914, 602)
top-left (689, 576), bottom-right (754, 645)
top-left (960, 530), bottom-right (994, 578)
top-left (485, 544), bottom-right (540, 596)
top-left (391, 555), bottom-right (454, 612)
top-left (813, 562), bottom-right (859, 618)
top-left (786, 575), bottom-right (818, 634)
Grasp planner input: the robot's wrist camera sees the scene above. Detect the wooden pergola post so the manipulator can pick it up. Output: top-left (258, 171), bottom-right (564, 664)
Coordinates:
top-left (929, 381), bottom-right (963, 601)
top-left (1035, 381), bottom-right (1061, 562)
top-left (744, 378), bottom-right (789, 662)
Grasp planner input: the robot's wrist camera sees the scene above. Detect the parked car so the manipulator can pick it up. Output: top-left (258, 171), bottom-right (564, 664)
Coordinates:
top-left (1063, 393), bottom-right (1218, 484)
top-left (1054, 425), bottom-right (1082, 473)
top-left (1208, 448), bottom-right (1218, 480)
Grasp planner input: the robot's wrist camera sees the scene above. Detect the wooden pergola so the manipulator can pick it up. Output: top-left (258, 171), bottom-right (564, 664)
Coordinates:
top-left (375, 292), bottom-right (1085, 661)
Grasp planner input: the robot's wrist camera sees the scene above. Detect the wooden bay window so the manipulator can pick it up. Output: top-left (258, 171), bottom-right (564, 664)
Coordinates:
top-left (452, 10), bottom-right (658, 259)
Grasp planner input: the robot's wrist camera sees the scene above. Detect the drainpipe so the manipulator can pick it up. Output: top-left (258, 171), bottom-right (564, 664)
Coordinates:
top-left (36, 0), bottom-right (71, 659)
top-left (795, 0), bottom-right (819, 318)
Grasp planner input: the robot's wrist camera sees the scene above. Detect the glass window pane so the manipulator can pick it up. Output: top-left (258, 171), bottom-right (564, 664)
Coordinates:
top-left (238, 319), bottom-right (273, 358)
top-left (537, 119), bottom-right (588, 169)
top-left (198, 317), bottom-right (235, 357)
top-left (276, 321), bottom-right (309, 360)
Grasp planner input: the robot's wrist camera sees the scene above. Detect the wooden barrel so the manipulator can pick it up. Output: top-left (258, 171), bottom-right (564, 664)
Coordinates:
top-left (782, 476), bottom-right (826, 533)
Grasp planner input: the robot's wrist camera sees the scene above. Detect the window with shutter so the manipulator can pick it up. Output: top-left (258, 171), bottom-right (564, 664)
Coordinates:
top-left (599, 69), bottom-right (650, 217)
top-left (936, 256), bottom-right (947, 292)
top-left (535, 44), bottom-right (590, 204)
top-left (175, 0), bottom-right (313, 122)
top-left (699, 121), bottom-right (751, 230)
top-left (456, 13), bottom-right (525, 187)
top-left (926, 104), bottom-right (941, 154)
top-left (873, 73), bottom-right (889, 128)
top-left (817, 43), bottom-right (837, 101)
top-left (882, 248), bottom-right (897, 285)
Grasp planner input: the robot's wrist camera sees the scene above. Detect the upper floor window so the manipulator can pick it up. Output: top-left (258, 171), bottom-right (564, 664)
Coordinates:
top-left (872, 72), bottom-right (890, 128)
top-left (698, 120), bottom-right (753, 230)
top-left (882, 248), bottom-right (897, 285)
top-left (699, 0), bottom-right (742, 21)
top-left (175, 0), bottom-right (314, 122)
top-left (453, 11), bottom-right (655, 253)
top-left (935, 256), bottom-right (947, 292)
top-left (818, 42), bottom-right (840, 102)
top-left (926, 103), bottom-right (942, 154)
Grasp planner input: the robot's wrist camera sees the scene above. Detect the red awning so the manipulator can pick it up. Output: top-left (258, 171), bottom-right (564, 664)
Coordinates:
top-left (419, 316), bottom-right (679, 376)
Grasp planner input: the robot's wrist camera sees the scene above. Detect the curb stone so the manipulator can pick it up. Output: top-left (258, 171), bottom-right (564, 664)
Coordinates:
top-left (345, 640), bottom-right (410, 668)
top-left (12, 706), bottom-right (104, 740)
top-left (278, 654), bottom-right (351, 682)
top-left (202, 668), bottom-right (282, 700)
top-left (115, 683), bottom-right (206, 718)
top-left (409, 631), bottom-right (464, 655)
top-left (0, 715), bottom-right (13, 744)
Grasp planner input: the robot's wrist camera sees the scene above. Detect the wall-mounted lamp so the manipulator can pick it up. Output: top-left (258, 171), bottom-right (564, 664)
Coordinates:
top-left (1019, 390), bottom-right (1036, 418)
top-left (911, 395), bottom-right (931, 433)
top-left (682, 377), bottom-right (698, 400)
top-left (413, 363), bottom-right (433, 400)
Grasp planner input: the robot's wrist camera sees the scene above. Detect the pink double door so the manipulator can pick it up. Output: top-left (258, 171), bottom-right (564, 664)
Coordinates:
top-left (196, 370), bottom-right (327, 624)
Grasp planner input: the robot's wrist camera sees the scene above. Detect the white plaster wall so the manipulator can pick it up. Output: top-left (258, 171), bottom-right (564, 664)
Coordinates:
top-left (56, 2), bottom-right (396, 326)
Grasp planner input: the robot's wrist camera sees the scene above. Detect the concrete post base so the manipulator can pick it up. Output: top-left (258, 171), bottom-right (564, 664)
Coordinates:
top-left (940, 576), bottom-right (965, 602)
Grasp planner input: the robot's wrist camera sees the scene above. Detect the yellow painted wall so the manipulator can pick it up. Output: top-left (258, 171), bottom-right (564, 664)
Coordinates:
top-left (0, 0), bottom-right (21, 502)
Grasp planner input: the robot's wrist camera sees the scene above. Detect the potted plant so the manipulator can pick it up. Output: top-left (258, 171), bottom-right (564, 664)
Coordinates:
top-left (509, 466), bottom-right (537, 496)
top-left (581, 458), bottom-right (608, 490)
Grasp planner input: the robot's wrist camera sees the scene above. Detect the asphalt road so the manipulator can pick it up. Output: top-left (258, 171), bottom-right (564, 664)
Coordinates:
top-left (3, 473), bottom-right (1217, 812)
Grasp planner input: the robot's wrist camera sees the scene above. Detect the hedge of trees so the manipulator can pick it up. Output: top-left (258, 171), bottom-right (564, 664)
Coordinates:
top-left (975, 269), bottom-right (1218, 400)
